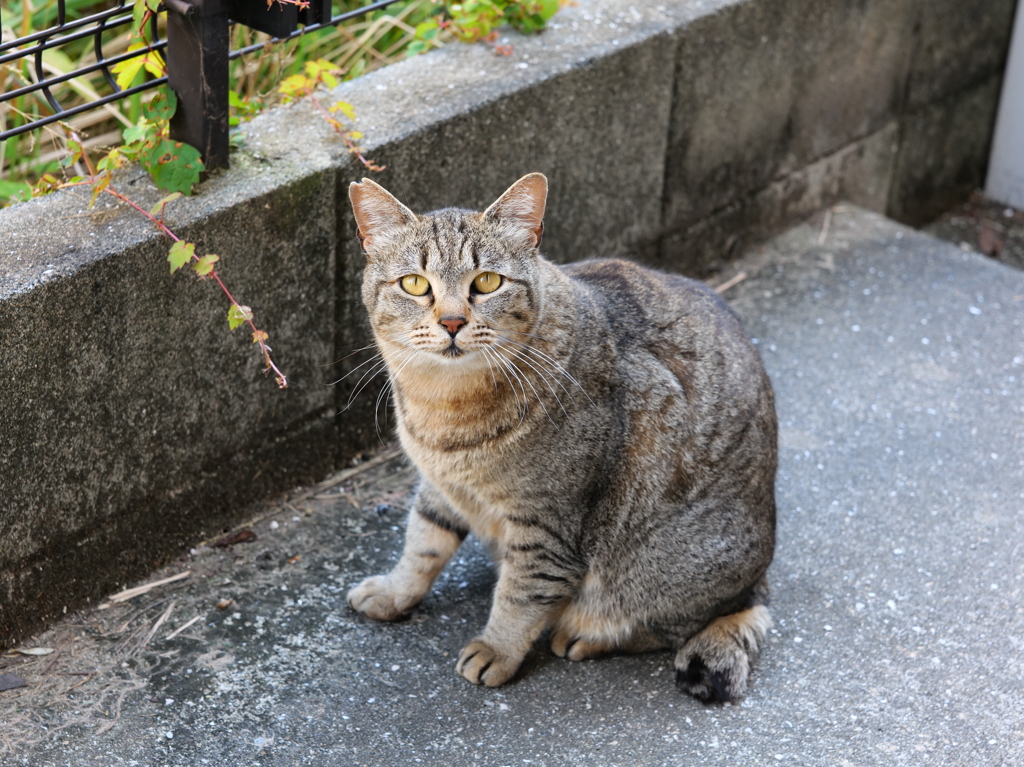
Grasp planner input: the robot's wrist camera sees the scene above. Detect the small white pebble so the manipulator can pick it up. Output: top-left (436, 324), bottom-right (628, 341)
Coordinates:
top-left (823, 625), bottom-right (832, 631)
top-left (887, 600), bottom-right (897, 610)
top-left (291, 516), bottom-right (300, 522)
top-left (165, 731), bottom-right (174, 739)
top-left (969, 306), bottom-right (982, 315)
top-left (270, 520), bottom-right (280, 530)
top-left (165, 698), bottom-right (174, 706)
top-left (793, 636), bottom-right (803, 643)
top-left (391, 664), bottom-right (400, 672)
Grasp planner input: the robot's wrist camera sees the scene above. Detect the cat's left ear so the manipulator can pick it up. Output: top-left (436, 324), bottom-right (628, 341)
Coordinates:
top-left (483, 173), bottom-right (547, 249)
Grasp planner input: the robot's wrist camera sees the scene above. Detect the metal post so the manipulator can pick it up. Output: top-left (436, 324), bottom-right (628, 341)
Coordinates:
top-left (166, 0), bottom-right (230, 172)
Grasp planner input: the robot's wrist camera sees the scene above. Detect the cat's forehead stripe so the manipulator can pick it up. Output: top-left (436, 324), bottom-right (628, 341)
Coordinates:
top-left (423, 213), bottom-right (476, 274)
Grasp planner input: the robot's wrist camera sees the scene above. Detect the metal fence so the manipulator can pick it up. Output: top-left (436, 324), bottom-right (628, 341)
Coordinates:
top-left (0, 0), bottom-right (403, 171)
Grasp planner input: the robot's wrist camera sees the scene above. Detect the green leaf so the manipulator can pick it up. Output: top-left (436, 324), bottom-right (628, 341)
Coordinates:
top-left (89, 173), bottom-right (111, 208)
top-left (227, 304), bottom-right (253, 330)
top-left (61, 139), bottom-right (83, 168)
top-left (330, 101), bottom-right (356, 121)
top-left (132, 1), bottom-right (147, 38)
top-left (347, 59), bottom-right (366, 79)
top-left (0, 180), bottom-right (32, 203)
top-left (111, 56), bottom-right (145, 91)
top-left (168, 241), bottom-right (195, 273)
top-left (122, 123), bottom-right (149, 145)
top-left (143, 138), bottom-right (204, 195)
top-left (148, 192), bottom-right (182, 216)
top-left (143, 87), bottom-right (177, 123)
top-left (192, 253), bottom-right (219, 277)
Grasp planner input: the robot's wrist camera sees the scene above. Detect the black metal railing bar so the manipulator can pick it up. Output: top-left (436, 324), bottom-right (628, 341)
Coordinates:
top-left (0, 0), bottom-right (404, 167)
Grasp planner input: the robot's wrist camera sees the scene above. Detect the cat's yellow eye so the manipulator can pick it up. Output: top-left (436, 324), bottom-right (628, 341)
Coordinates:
top-left (473, 271), bottom-right (502, 294)
top-left (400, 274), bottom-right (430, 296)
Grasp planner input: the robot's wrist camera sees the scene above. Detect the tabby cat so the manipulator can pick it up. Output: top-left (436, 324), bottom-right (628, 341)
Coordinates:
top-left (346, 173), bottom-right (777, 702)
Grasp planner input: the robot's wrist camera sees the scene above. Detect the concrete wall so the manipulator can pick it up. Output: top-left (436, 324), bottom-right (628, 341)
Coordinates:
top-left (0, 0), bottom-right (1015, 646)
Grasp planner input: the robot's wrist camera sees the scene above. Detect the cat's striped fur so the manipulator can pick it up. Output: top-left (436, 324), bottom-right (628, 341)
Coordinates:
top-left (346, 174), bottom-right (777, 702)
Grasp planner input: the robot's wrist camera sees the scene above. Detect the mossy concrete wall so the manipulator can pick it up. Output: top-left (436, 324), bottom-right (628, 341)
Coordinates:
top-left (0, 0), bottom-right (1016, 646)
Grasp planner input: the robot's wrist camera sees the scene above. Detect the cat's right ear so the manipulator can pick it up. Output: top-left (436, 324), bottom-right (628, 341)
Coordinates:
top-left (349, 178), bottom-right (417, 257)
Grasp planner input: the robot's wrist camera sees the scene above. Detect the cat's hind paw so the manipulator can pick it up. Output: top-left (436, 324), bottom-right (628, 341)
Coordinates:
top-left (456, 640), bottom-right (521, 687)
top-left (550, 629), bottom-right (614, 661)
top-left (673, 605), bottom-right (771, 703)
top-left (347, 575), bottom-right (421, 621)
top-left (675, 653), bottom-right (747, 703)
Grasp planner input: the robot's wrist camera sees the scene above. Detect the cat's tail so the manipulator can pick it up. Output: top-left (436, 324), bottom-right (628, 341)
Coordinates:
top-left (673, 575), bottom-right (772, 703)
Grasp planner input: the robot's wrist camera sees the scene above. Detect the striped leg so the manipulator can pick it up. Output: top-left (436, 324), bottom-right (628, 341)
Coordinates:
top-left (347, 484), bottom-right (467, 621)
top-left (457, 515), bottom-right (581, 687)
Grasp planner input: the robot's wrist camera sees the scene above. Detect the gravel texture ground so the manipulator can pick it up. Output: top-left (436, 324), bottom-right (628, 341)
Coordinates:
top-left (923, 190), bottom-right (1024, 273)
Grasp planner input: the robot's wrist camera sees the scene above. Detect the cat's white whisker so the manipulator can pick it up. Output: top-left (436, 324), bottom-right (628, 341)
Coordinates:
top-left (480, 344), bottom-right (500, 392)
top-left (347, 346), bottom-right (413, 410)
top-left (503, 346), bottom-right (568, 419)
top-left (328, 350), bottom-right (383, 387)
top-left (498, 328), bottom-right (552, 344)
top-left (345, 357), bottom-right (392, 409)
top-left (498, 350), bottom-right (556, 426)
top-left (326, 342), bottom-right (380, 368)
top-left (484, 347), bottom-right (527, 424)
top-left (498, 335), bottom-right (594, 405)
top-left (375, 349), bottom-right (418, 439)
top-left (500, 343), bottom-right (573, 401)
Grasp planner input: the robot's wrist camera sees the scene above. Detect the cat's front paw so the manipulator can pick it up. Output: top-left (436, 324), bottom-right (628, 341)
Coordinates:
top-left (347, 575), bottom-right (420, 621)
top-left (456, 640), bottom-right (521, 687)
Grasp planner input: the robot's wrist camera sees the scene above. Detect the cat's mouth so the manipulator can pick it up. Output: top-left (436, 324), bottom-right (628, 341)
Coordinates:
top-left (441, 341), bottom-right (464, 358)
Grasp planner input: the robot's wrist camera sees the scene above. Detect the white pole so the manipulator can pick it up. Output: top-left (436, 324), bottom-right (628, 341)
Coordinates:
top-left (988, 2), bottom-right (1024, 208)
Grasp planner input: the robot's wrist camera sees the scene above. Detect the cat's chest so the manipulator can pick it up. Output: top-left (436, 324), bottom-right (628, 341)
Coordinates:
top-left (403, 438), bottom-right (516, 545)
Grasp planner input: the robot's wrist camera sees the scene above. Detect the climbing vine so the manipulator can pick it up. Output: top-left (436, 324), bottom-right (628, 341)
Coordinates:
top-left (9, 0), bottom-right (560, 389)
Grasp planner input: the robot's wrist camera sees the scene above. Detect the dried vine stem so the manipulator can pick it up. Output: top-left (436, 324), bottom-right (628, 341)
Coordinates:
top-left (69, 130), bottom-right (289, 388)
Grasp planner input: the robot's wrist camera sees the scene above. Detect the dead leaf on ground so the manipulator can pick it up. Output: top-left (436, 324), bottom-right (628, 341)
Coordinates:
top-left (0, 673), bottom-right (28, 692)
top-left (215, 598), bottom-right (233, 610)
top-left (211, 529), bottom-right (257, 548)
top-left (978, 223), bottom-right (1004, 256)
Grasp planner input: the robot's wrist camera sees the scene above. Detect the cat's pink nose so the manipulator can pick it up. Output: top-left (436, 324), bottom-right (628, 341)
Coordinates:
top-left (440, 316), bottom-right (466, 336)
